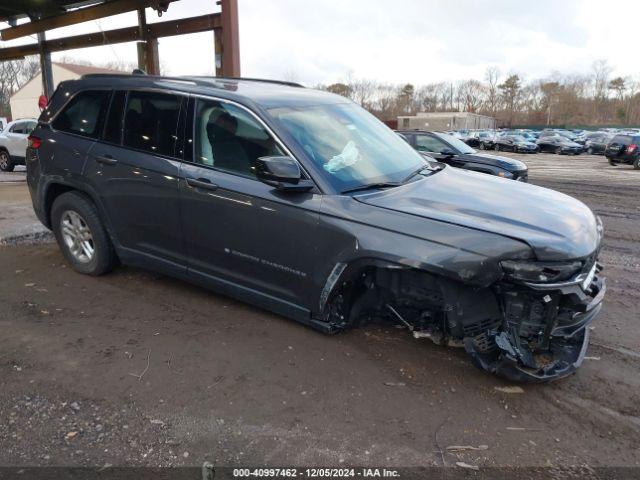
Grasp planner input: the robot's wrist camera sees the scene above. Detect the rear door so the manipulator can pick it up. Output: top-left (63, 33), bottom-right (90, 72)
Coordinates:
top-left (47, 90), bottom-right (111, 175)
top-left (84, 90), bottom-right (187, 273)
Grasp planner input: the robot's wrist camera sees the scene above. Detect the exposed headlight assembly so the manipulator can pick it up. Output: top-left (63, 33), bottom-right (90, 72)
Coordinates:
top-left (500, 260), bottom-right (582, 283)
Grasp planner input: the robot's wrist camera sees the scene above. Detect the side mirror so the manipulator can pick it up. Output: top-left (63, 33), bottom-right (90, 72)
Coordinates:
top-left (255, 156), bottom-right (314, 192)
top-left (440, 148), bottom-right (456, 157)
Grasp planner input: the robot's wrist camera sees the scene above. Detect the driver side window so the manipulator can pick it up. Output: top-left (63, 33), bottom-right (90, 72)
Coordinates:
top-left (415, 135), bottom-right (447, 153)
top-left (194, 99), bottom-right (284, 178)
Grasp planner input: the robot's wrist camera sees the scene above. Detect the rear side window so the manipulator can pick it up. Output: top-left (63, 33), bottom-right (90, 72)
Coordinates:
top-left (123, 91), bottom-right (181, 157)
top-left (52, 90), bottom-right (110, 138)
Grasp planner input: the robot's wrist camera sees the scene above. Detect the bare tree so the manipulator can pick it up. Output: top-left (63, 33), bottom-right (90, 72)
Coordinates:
top-left (484, 66), bottom-right (501, 116)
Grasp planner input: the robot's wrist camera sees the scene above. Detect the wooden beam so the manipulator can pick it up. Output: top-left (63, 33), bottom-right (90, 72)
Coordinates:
top-left (219, 0), bottom-right (240, 77)
top-left (0, 13), bottom-right (222, 61)
top-left (0, 0), bottom-right (176, 41)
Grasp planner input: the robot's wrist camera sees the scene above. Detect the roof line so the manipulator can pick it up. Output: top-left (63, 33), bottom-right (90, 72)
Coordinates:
top-left (81, 73), bottom-right (305, 88)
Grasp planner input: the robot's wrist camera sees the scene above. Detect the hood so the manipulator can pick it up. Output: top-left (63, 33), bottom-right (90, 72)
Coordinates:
top-left (354, 167), bottom-right (600, 261)
top-left (462, 152), bottom-right (527, 171)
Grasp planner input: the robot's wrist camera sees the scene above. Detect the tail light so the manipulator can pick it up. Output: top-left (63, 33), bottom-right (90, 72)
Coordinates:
top-left (626, 144), bottom-right (637, 154)
top-left (28, 135), bottom-right (41, 149)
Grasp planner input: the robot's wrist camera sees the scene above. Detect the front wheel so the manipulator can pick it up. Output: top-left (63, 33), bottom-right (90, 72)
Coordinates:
top-left (555, 146), bottom-right (563, 155)
top-left (587, 147), bottom-right (594, 154)
top-left (51, 191), bottom-right (117, 276)
top-left (0, 150), bottom-right (14, 172)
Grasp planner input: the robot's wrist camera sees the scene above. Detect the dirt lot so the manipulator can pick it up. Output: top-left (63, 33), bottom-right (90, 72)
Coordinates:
top-left (0, 152), bottom-right (639, 473)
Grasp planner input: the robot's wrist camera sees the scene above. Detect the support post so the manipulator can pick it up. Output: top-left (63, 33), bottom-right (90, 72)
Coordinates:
top-left (136, 9), bottom-right (159, 75)
top-left (214, 30), bottom-right (223, 77)
top-left (219, 0), bottom-right (240, 77)
top-left (37, 31), bottom-right (54, 98)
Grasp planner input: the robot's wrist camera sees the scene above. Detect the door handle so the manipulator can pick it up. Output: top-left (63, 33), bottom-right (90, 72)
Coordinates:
top-left (96, 154), bottom-right (117, 165)
top-left (186, 177), bottom-right (218, 191)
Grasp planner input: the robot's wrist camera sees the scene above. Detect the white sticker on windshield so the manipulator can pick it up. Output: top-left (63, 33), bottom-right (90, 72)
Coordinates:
top-left (324, 140), bottom-right (359, 173)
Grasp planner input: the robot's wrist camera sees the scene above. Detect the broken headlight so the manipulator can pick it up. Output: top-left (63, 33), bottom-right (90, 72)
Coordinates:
top-left (500, 260), bottom-right (582, 283)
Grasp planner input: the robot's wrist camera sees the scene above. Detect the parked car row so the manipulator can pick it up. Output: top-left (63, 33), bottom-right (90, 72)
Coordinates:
top-left (446, 127), bottom-right (640, 167)
top-left (396, 130), bottom-right (528, 181)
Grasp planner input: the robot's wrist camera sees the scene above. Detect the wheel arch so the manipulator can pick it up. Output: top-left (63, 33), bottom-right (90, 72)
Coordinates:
top-left (42, 180), bottom-right (112, 240)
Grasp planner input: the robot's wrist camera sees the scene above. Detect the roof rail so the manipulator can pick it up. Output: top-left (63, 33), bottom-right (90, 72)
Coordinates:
top-left (190, 76), bottom-right (305, 88)
top-left (80, 73), bottom-right (304, 88)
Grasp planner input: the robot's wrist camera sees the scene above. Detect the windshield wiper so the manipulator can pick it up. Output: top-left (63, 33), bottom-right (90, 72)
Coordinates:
top-left (341, 182), bottom-right (401, 194)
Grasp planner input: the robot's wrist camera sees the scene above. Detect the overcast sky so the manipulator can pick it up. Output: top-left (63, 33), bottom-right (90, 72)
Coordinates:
top-left (1, 0), bottom-right (638, 86)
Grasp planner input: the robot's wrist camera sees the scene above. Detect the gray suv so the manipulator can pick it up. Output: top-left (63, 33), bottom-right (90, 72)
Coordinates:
top-left (26, 74), bottom-right (605, 382)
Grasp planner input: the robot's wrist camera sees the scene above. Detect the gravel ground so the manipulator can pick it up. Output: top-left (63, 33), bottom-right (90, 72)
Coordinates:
top-left (0, 152), bottom-right (639, 474)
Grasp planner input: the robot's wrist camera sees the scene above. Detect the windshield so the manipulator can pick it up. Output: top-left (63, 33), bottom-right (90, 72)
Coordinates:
top-left (437, 133), bottom-right (476, 154)
top-left (511, 135), bottom-right (527, 142)
top-left (267, 102), bottom-right (427, 192)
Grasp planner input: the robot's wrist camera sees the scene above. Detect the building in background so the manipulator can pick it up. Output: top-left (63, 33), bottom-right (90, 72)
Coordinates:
top-left (9, 63), bottom-right (120, 120)
top-left (397, 112), bottom-right (496, 131)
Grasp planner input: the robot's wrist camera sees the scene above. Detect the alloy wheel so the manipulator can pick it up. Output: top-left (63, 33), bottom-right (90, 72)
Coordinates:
top-left (0, 151), bottom-right (8, 170)
top-left (60, 210), bottom-right (95, 263)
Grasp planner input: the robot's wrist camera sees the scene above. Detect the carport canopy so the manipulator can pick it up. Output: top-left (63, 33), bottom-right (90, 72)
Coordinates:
top-left (0, 0), bottom-right (240, 97)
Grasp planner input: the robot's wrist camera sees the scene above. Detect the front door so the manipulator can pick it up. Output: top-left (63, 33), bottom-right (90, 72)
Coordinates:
top-left (179, 97), bottom-right (321, 315)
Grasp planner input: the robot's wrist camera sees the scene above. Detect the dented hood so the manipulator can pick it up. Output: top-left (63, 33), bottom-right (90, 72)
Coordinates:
top-left (355, 167), bottom-right (600, 261)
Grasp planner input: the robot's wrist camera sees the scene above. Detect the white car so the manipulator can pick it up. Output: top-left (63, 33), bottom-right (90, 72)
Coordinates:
top-left (0, 118), bottom-right (37, 172)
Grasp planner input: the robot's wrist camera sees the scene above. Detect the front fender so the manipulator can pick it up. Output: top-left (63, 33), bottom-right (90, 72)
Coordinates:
top-left (311, 195), bottom-right (532, 316)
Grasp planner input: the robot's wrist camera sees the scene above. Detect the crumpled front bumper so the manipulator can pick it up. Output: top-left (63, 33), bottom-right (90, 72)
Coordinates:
top-left (464, 268), bottom-right (606, 383)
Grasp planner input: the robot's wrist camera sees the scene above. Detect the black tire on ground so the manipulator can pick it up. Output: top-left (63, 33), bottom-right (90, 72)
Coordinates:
top-left (555, 146), bottom-right (563, 155)
top-left (608, 158), bottom-right (617, 166)
top-left (51, 191), bottom-right (116, 276)
top-left (0, 150), bottom-right (14, 172)
top-left (479, 143), bottom-right (485, 150)
top-left (634, 158), bottom-right (640, 170)
top-left (587, 147), bottom-right (594, 154)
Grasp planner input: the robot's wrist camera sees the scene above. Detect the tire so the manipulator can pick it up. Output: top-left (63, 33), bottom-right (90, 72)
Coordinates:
top-left (0, 150), bottom-right (14, 172)
top-left (634, 158), bottom-right (640, 170)
top-left (555, 146), bottom-right (562, 155)
top-left (479, 143), bottom-right (485, 150)
top-left (51, 191), bottom-right (116, 276)
top-left (608, 158), bottom-right (617, 166)
top-left (587, 147), bottom-right (594, 155)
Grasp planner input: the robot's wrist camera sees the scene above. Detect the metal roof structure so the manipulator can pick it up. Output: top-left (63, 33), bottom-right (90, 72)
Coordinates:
top-left (0, 0), bottom-right (240, 101)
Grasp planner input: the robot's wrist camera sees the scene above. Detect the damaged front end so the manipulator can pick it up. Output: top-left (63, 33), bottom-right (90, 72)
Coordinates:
top-left (323, 255), bottom-right (606, 383)
top-left (465, 260), bottom-right (606, 382)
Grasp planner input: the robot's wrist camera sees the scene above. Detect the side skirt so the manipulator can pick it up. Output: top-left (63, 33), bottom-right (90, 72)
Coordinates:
top-left (115, 246), bottom-right (328, 332)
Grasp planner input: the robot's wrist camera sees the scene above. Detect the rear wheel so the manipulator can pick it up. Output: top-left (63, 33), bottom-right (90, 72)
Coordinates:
top-left (634, 158), bottom-right (640, 170)
top-left (0, 150), bottom-right (14, 172)
top-left (587, 147), bottom-right (594, 154)
top-left (608, 158), bottom-right (617, 166)
top-left (51, 191), bottom-right (116, 276)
